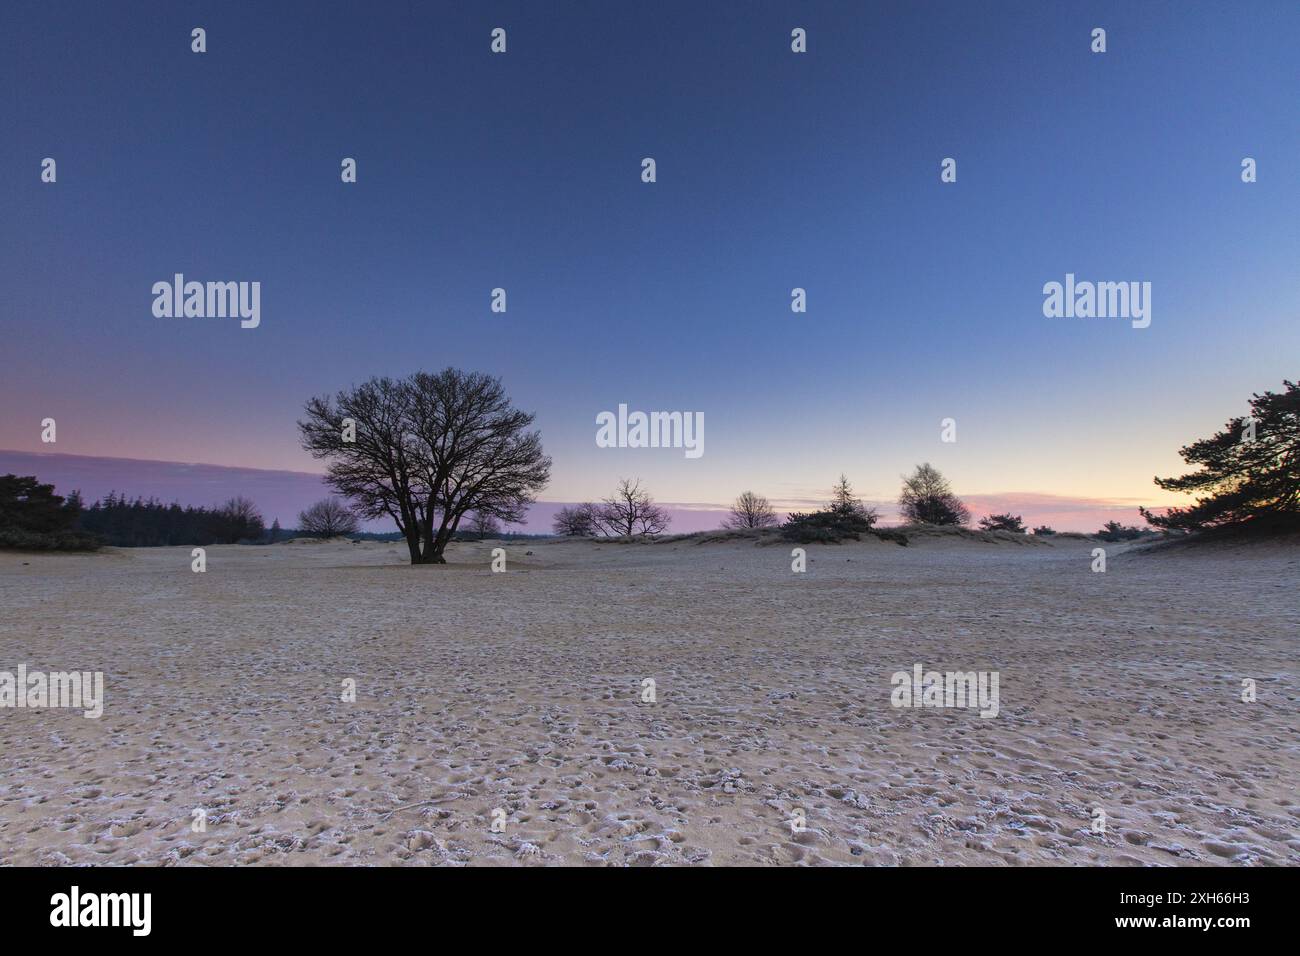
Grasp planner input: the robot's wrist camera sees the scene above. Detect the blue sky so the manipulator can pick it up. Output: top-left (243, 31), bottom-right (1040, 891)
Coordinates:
top-left (2, 1), bottom-right (1297, 529)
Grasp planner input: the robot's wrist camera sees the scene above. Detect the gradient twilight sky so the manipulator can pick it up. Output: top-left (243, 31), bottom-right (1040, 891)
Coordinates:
top-left (2, 1), bottom-right (1297, 531)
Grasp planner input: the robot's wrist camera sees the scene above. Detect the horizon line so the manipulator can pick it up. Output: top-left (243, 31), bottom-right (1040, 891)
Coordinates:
top-left (0, 448), bottom-right (1166, 520)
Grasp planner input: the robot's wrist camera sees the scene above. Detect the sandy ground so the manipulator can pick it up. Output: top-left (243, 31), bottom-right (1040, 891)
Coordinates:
top-left (0, 533), bottom-right (1296, 866)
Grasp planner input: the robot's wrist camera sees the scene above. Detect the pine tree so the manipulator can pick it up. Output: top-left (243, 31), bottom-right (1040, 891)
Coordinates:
top-left (1141, 380), bottom-right (1300, 531)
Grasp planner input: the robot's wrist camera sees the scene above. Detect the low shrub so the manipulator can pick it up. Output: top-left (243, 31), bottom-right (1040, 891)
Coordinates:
top-left (0, 528), bottom-right (103, 551)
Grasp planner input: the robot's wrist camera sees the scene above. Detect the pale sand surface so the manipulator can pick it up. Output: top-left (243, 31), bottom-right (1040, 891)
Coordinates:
top-left (0, 534), bottom-right (1296, 866)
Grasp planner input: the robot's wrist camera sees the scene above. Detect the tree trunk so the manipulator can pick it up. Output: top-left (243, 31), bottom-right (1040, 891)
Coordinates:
top-left (422, 510), bottom-right (463, 564)
top-left (394, 514), bottom-right (421, 564)
top-left (425, 529), bottom-right (451, 563)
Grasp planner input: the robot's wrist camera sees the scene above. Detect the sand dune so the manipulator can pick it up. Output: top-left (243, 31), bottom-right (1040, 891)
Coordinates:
top-left (0, 534), bottom-right (1296, 866)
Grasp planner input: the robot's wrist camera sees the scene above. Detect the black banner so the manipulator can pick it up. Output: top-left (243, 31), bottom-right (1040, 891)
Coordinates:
top-left (0, 865), bottom-right (1281, 941)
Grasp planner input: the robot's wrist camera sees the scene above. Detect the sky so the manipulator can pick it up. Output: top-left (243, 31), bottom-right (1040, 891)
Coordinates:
top-left (2, 1), bottom-right (1297, 531)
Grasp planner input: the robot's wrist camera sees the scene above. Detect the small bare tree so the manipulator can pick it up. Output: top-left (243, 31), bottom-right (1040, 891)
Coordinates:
top-left (466, 510), bottom-right (502, 539)
top-left (592, 478), bottom-right (670, 536)
top-left (899, 463), bottom-right (969, 526)
top-left (212, 495), bottom-right (265, 542)
top-left (553, 503), bottom-right (597, 536)
top-left (724, 491), bottom-right (777, 529)
top-left (299, 497), bottom-right (360, 537)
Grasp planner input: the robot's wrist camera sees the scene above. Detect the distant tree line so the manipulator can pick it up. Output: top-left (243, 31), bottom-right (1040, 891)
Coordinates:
top-left (1, 476), bottom-right (271, 549)
top-left (77, 493), bottom-right (266, 546)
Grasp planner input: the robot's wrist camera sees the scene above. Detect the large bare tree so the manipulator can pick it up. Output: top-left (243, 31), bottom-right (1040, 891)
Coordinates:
top-left (723, 490), bottom-right (777, 529)
top-left (592, 478), bottom-right (670, 536)
top-left (299, 369), bottom-right (550, 563)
